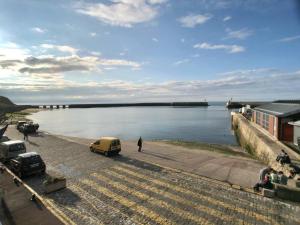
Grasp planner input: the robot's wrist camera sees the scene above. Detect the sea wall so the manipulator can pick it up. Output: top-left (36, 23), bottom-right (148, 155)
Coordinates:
top-left (232, 113), bottom-right (287, 172)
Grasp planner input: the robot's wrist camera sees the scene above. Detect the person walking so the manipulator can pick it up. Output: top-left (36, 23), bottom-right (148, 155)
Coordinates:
top-left (137, 136), bottom-right (143, 152)
top-left (23, 129), bottom-right (28, 141)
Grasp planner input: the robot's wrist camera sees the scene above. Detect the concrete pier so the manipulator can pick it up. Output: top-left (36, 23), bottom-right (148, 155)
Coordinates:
top-left (32, 102), bottom-right (209, 109)
top-left (226, 101), bottom-right (270, 109)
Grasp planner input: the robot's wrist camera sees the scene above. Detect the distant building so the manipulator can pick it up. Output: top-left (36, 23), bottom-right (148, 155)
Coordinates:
top-left (252, 103), bottom-right (300, 141)
top-left (288, 121), bottom-right (300, 146)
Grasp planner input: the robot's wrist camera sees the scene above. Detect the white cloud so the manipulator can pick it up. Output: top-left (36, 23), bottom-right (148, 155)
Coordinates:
top-left (31, 27), bottom-right (47, 33)
top-left (0, 42), bottom-right (30, 60)
top-left (0, 54), bottom-right (141, 76)
top-left (98, 59), bottom-right (140, 68)
top-left (178, 14), bottom-right (212, 28)
top-left (2, 68), bottom-right (300, 104)
top-left (40, 44), bottom-right (78, 55)
top-left (90, 32), bottom-right (97, 37)
top-left (104, 67), bottom-right (116, 70)
top-left (225, 28), bottom-right (254, 40)
top-left (152, 38), bottom-right (159, 42)
top-left (219, 68), bottom-right (280, 77)
top-left (119, 49), bottom-right (129, 56)
top-left (194, 0), bottom-right (282, 11)
top-left (147, 0), bottom-right (168, 4)
top-left (278, 35), bottom-right (300, 42)
top-left (223, 16), bottom-right (231, 21)
top-left (173, 59), bottom-right (190, 66)
top-left (75, 0), bottom-right (167, 28)
top-left (194, 42), bottom-right (245, 53)
top-left (0, 41), bottom-right (141, 77)
top-left (90, 51), bottom-right (101, 56)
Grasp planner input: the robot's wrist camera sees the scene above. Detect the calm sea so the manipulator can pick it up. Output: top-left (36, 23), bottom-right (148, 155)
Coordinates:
top-left (28, 102), bottom-right (237, 145)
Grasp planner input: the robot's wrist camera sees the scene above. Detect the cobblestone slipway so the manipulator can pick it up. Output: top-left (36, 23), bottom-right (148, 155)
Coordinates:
top-left (6, 127), bottom-right (300, 225)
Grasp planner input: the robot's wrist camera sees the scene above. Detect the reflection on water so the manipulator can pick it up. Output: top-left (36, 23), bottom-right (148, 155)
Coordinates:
top-left (28, 104), bottom-right (237, 145)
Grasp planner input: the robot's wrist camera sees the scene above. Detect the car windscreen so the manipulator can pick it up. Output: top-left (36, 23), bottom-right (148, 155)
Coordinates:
top-left (23, 155), bottom-right (42, 164)
top-left (9, 143), bottom-right (26, 152)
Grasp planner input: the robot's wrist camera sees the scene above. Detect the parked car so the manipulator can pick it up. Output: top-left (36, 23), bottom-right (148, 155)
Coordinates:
top-left (10, 152), bottom-right (46, 178)
top-left (0, 140), bottom-right (26, 163)
top-left (18, 122), bottom-right (39, 134)
top-left (90, 137), bottom-right (121, 156)
top-left (16, 121), bottom-right (27, 131)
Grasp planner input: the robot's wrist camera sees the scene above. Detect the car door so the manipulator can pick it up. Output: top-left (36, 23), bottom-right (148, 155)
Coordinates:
top-left (98, 140), bottom-right (106, 153)
top-left (10, 158), bottom-right (21, 173)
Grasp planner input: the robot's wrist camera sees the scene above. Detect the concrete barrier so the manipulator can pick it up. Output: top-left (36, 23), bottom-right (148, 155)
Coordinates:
top-left (262, 188), bottom-right (275, 198)
top-left (274, 184), bottom-right (300, 202)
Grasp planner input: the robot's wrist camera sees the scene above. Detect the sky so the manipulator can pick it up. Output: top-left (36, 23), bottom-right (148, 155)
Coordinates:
top-left (0, 0), bottom-right (300, 104)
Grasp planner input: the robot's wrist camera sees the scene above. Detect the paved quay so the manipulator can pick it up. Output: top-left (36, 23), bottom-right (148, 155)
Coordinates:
top-left (5, 126), bottom-right (300, 225)
top-left (56, 134), bottom-right (264, 188)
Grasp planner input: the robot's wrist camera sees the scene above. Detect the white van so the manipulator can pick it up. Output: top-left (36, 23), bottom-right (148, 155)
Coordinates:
top-left (0, 140), bottom-right (26, 162)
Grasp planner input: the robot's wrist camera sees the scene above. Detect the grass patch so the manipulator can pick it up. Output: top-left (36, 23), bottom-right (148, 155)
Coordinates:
top-left (162, 140), bottom-right (252, 158)
top-left (245, 144), bottom-right (255, 155)
top-left (4, 108), bottom-right (39, 124)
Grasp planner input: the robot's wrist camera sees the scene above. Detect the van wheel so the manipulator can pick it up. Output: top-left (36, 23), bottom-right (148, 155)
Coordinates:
top-left (104, 151), bottom-right (109, 157)
top-left (90, 147), bottom-right (94, 152)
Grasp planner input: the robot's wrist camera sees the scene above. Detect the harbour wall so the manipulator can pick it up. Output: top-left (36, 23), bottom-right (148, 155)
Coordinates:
top-left (231, 113), bottom-right (295, 173)
top-left (28, 102), bottom-right (209, 109)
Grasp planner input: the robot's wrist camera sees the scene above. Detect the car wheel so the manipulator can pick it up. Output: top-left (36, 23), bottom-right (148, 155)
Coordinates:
top-left (40, 170), bottom-right (46, 176)
top-left (17, 171), bottom-right (22, 179)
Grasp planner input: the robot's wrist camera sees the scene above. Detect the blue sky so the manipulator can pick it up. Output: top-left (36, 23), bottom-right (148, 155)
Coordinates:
top-left (0, 0), bottom-right (300, 104)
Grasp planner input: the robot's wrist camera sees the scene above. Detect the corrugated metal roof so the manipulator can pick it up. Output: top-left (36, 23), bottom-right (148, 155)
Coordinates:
top-left (253, 103), bottom-right (300, 117)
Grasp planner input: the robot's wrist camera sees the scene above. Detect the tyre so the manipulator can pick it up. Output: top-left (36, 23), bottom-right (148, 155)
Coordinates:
top-left (40, 169), bottom-right (46, 176)
top-left (104, 151), bottom-right (109, 157)
top-left (17, 171), bottom-right (22, 179)
top-left (90, 147), bottom-right (94, 152)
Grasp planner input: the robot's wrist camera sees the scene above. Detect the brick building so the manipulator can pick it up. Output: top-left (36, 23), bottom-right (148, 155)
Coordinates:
top-left (252, 103), bottom-right (300, 141)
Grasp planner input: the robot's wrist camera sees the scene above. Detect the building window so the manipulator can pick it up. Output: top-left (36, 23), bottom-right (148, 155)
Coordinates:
top-left (262, 113), bottom-right (269, 130)
top-left (256, 111), bottom-right (261, 124)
